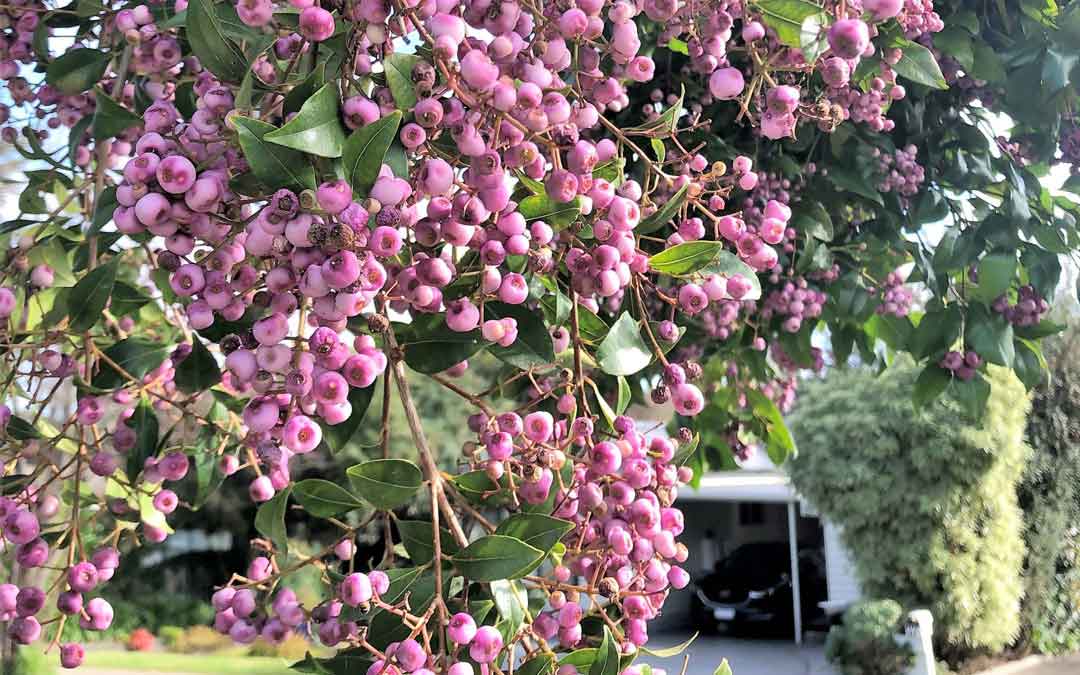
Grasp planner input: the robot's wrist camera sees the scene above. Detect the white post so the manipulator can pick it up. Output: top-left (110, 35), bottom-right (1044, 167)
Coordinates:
top-left (787, 501), bottom-right (803, 645)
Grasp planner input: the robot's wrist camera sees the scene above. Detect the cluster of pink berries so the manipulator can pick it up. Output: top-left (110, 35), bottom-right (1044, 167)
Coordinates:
top-left (873, 270), bottom-right (915, 318)
top-left (992, 286), bottom-right (1049, 328)
top-left (940, 350), bottom-right (983, 381)
top-left (760, 279), bottom-right (827, 333)
top-left (874, 145), bottom-right (926, 201)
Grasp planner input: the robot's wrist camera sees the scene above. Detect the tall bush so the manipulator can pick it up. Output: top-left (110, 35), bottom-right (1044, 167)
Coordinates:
top-left (1018, 328), bottom-right (1080, 654)
top-left (788, 363), bottom-right (1029, 657)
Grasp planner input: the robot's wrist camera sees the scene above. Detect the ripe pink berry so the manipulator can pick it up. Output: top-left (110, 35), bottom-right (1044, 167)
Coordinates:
top-left (299, 6), bottom-right (335, 41)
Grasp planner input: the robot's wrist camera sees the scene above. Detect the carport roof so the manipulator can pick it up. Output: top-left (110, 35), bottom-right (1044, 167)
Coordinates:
top-left (676, 470), bottom-right (798, 503)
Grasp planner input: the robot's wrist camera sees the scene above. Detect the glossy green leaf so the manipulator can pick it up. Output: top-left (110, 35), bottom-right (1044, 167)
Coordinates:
top-left (395, 314), bottom-right (486, 374)
top-left (185, 0), bottom-right (248, 82)
top-left (293, 479), bottom-right (366, 518)
top-left (649, 241), bottom-right (724, 276)
top-left (641, 632), bottom-right (698, 657)
top-left (320, 384), bottom-right (376, 453)
top-left (346, 458), bottom-right (423, 510)
top-left (92, 88), bottom-right (141, 140)
top-left (46, 49), bottom-right (111, 95)
top-left (233, 115), bottom-right (317, 192)
top-left (886, 34), bottom-right (948, 89)
top-left (596, 312), bottom-right (652, 376)
top-left (255, 486), bottom-right (291, 554)
top-left (966, 306), bottom-right (1015, 367)
top-left (266, 83), bottom-right (346, 158)
top-left (518, 194), bottom-right (582, 229)
top-left (68, 260), bottom-right (116, 332)
top-left (174, 338), bottom-right (222, 393)
top-left (126, 399), bottom-right (159, 482)
top-left (342, 111), bottom-right (402, 197)
top-left (494, 514), bottom-right (573, 553)
top-left (397, 520), bottom-right (459, 564)
top-left (283, 61), bottom-right (325, 116)
top-left (92, 338), bottom-right (171, 390)
top-left (518, 654), bottom-right (556, 675)
top-left (384, 53), bottom-right (420, 111)
top-left (637, 183), bottom-right (689, 234)
top-left (589, 627), bottom-right (621, 675)
top-left (747, 389), bottom-right (797, 465)
top-left (484, 302), bottom-right (556, 370)
top-left (451, 534), bottom-right (544, 581)
top-left (828, 166), bottom-right (884, 205)
top-left (754, 0), bottom-right (825, 48)
top-left (951, 373), bottom-right (991, 419)
top-left (976, 253), bottom-right (1017, 300)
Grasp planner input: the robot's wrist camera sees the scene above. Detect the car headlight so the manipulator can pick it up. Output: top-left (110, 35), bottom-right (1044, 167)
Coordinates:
top-left (747, 590), bottom-right (769, 600)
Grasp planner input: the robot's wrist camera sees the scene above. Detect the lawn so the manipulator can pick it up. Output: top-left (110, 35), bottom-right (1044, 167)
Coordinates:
top-left (82, 650), bottom-right (299, 674)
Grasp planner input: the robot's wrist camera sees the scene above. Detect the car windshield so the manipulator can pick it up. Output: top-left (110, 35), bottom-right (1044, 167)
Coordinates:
top-left (718, 544), bottom-right (790, 588)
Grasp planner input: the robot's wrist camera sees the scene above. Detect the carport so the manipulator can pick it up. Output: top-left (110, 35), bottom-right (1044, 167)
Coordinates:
top-left (676, 471), bottom-right (808, 644)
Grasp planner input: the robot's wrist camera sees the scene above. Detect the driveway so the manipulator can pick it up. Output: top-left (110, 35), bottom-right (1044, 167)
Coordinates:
top-left (637, 632), bottom-right (834, 675)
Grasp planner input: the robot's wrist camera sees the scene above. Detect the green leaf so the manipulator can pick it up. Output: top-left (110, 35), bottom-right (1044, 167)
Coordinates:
top-left (913, 364), bottom-right (951, 408)
top-left (1014, 320), bottom-right (1065, 340)
top-left (793, 202), bottom-right (833, 241)
top-left (46, 49), bottom-right (111, 95)
top-left (320, 384), bottom-right (376, 453)
top-left (641, 633), bottom-right (698, 658)
top-left (174, 338), bottom-right (222, 393)
top-left (293, 479), bottom-right (367, 518)
top-left (518, 194), bottom-right (582, 229)
top-left (518, 655), bottom-right (556, 675)
top-left (68, 260), bottom-right (116, 332)
top-left (951, 373), bottom-right (991, 419)
top-left (255, 486), bottom-right (291, 554)
top-left (909, 306), bottom-right (962, 359)
top-left (616, 376), bottom-right (631, 414)
top-left (126, 399), bottom-right (159, 483)
top-left (185, 0), bottom-right (248, 82)
top-left (966, 306), bottom-right (1015, 367)
top-left (666, 38), bottom-right (689, 55)
top-left (6, 417), bottom-right (42, 441)
top-left (283, 61), bottom-right (325, 116)
top-left (192, 451), bottom-right (226, 510)
top-left (976, 253), bottom-right (1017, 300)
top-left (346, 458), bottom-right (423, 510)
top-left (637, 183), bottom-right (689, 234)
top-left (265, 83), bottom-right (346, 158)
top-left (885, 34), bottom-right (948, 89)
top-left (799, 12), bottom-right (830, 63)
top-left (714, 660), bottom-right (733, 675)
top-left (494, 514), bottom-right (573, 553)
top-left (451, 534), bottom-right (544, 581)
top-left (754, 0), bottom-right (825, 48)
top-left (970, 43), bottom-right (1006, 82)
top-left (92, 88), bottom-right (141, 140)
top-left (672, 432), bottom-right (701, 467)
top-left (233, 116), bottom-right (317, 192)
top-left (483, 302), bottom-right (556, 370)
top-left (342, 111), bottom-right (402, 197)
top-left (649, 241), bottom-right (725, 276)
top-left (746, 389), bottom-right (796, 464)
top-left (90, 186), bottom-right (118, 234)
top-left (395, 314), bottom-right (487, 374)
top-left (698, 251), bottom-right (762, 300)
top-left (933, 27), bottom-right (974, 71)
top-left (92, 337), bottom-right (171, 390)
top-left (397, 520), bottom-right (459, 564)
top-left (1014, 338), bottom-right (1047, 389)
top-left (828, 166), bottom-right (884, 205)
top-left (596, 312), bottom-right (652, 376)
top-left (589, 627), bottom-right (621, 675)
top-left (384, 53), bottom-right (420, 111)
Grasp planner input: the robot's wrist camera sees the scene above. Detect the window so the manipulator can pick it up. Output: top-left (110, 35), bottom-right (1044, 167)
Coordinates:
top-left (738, 502), bottom-right (766, 526)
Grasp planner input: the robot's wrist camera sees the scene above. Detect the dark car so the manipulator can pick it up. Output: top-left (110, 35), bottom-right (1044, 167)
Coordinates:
top-left (690, 541), bottom-right (828, 636)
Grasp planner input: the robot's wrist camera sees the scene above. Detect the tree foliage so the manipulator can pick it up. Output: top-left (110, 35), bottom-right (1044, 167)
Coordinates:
top-left (788, 362), bottom-right (1030, 656)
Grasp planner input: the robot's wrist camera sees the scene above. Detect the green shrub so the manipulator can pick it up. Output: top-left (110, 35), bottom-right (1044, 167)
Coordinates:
top-left (825, 599), bottom-right (914, 675)
top-left (10, 649), bottom-right (55, 675)
top-left (788, 362), bottom-right (1029, 657)
top-left (1017, 328), bottom-right (1080, 654)
top-left (61, 592), bottom-right (214, 644)
top-left (159, 625), bottom-right (186, 650)
top-left (169, 625), bottom-right (234, 654)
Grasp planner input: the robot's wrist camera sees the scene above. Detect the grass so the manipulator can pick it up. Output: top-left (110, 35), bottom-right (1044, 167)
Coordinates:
top-left (81, 650), bottom-right (299, 674)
